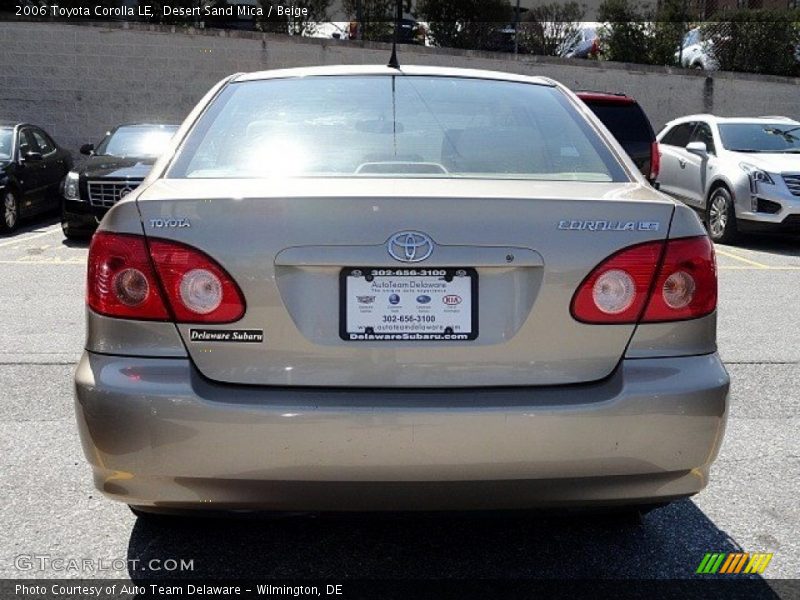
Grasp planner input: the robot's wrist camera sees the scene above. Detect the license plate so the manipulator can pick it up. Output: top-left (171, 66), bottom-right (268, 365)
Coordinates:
top-left (340, 267), bottom-right (478, 341)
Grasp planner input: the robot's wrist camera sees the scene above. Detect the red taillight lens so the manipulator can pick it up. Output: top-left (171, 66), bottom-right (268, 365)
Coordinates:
top-left (571, 236), bottom-right (716, 324)
top-left (571, 241), bottom-right (664, 324)
top-left (87, 232), bottom-right (170, 320)
top-left (149, 239), bottom-right (245, 323)
top-left (87, 233), bottom-right (245, 323)
top-left (642, 236), bottom-right (716, 322)
top-left (650, 141), bottom-right (661, 181)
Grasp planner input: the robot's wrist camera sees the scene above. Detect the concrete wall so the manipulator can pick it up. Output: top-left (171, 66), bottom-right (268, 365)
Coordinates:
top-left (1, 21), bottom-right (799, 154)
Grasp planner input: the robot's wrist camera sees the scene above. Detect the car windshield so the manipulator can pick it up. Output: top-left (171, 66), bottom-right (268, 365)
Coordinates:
top-left (95, 125), bottom-right (178, 158)
top-left (718, 122), bottom-right (800, 153)
top-left (170, 75), bottom-right (627, 182)
top-left (0, 128), bottom-right (13, 160)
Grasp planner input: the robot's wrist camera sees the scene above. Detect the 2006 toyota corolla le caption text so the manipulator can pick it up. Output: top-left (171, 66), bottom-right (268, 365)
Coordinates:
top-left (73, 65), bottom-right (729, 517)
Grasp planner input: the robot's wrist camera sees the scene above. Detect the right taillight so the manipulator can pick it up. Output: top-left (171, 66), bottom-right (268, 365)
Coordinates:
top-left (642, 236), bottom-right (717, 322)
top-left (571, 236), bottom-right (716, 324)
top-left (87, 232), bottom-right (245, 323)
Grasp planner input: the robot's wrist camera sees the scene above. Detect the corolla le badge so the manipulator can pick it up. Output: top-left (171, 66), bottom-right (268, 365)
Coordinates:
top-left (558, 220), bottom-right (660, 232)
top-left (387, 231), bottom-right (434, 262)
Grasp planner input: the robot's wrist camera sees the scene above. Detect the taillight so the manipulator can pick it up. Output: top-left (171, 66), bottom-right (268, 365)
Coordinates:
top-left (571, 236), bottom-right (716, 324)
top-left (87, 232), bottom-right (245, 323)
top-left (642, 236), bottom-right (716, 322)
top-left (650, 141), bottom-right (661, 181)
top-left (88, 232), bottom-right (170, 320)
top-left (149, 239), bottom-right (245, 323)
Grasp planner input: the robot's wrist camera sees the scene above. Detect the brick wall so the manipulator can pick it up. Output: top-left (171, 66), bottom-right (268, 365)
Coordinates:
top-left (1, 21), bottom-right (798, 154)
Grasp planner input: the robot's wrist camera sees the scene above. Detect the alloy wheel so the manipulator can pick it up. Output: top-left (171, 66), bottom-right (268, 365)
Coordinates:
top-left (3, 192), bottom-right (17, 230)
top-left (709, 193), bottom-right (728, 238)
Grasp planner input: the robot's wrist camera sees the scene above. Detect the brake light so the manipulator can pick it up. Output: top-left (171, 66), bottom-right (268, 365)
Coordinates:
top-left (571, 236), bottom-right (716, 324)
top-left (87, 232), bottom-right (245, 323)
top-left (650, 141), bottom-right (661, 181)
top-left (87, 232), bottom-right (170, 320)
top-left (642, 236), bottom-right (716, 322)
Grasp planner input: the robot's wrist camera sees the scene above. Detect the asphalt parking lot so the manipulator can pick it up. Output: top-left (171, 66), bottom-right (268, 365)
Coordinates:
top-left (0, 215), bottom-right (797, 585)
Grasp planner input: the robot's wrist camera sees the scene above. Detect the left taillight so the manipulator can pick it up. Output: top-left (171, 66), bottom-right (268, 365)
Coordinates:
top-left (87, 232), bottom-right (245, 323)
top-left (88, 232), bottom-right (170, 320)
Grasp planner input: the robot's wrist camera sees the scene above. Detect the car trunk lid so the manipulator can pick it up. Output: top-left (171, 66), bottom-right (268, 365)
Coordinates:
top-left (136, 178), bottom-right (675, 387)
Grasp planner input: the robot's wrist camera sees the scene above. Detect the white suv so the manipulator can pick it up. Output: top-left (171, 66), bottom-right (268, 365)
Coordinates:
top-left (675, 28), bottom-right (718, 71)
top-left (657, 115), bottom-right (800, 242)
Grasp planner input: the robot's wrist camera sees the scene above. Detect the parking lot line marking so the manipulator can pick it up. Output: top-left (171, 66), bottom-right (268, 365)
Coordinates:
top-left (0, 259), bottom-right (85, 265)
top-left (719, 265), bottom-right (800, 270)
top-left (715, 248), bottom-right (771, 268)
top-left (0, 226), bottom-right (61, 248)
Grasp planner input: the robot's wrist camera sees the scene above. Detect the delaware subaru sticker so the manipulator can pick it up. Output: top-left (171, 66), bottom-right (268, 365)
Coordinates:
top-left (189, 329), bottom-right (264, 343)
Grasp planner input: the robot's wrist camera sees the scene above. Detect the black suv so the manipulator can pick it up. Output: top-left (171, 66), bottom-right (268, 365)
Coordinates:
top-left (576, 91), bottom-right (659, 185)
top-left (61, 123), bottom-right (178, 239)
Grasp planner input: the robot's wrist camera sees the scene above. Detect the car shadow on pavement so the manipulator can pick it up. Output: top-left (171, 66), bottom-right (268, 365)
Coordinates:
top-left (732, 234), bottom-right (800, 257)
top-left (126, 499), bottom-right (779, 589)
top-left (0, 214), bottom-right (59, 238)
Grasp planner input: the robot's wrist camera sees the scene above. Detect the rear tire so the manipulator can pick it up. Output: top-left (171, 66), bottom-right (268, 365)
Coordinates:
top-left (0, 189), bottom-right (20, 234)
top-left (706, 186), bottom-right (738, 244)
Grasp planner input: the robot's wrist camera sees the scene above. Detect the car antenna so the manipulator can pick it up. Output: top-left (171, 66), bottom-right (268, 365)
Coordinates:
top-left (387, 0), bottom-right (402, 69)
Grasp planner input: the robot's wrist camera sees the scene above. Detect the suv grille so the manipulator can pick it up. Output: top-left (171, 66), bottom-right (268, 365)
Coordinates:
top-left (87, 180), bottom-right (143, 208)
top-left (783, 174), bottom-right (800, 197)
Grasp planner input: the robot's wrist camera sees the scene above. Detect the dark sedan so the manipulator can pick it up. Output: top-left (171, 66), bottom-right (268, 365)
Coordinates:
top-left (0, 121), bottom-right (73, 233)
top-left (61, 123), bottom-right (178, 239)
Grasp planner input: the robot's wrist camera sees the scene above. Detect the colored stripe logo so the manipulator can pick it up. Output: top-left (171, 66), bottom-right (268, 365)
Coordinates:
top-left (696, 552), bottom-right (773, 574)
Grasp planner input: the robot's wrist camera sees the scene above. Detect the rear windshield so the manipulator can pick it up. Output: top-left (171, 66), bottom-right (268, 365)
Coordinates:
top-left (583, 102), bottom-right (653, 144)
top-left (718, 122), bottom-right (800, 153)
top-left (169, 75), bottom-right (627, 182)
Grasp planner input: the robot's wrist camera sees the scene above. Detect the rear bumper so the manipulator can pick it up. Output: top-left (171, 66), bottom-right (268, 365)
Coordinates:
top-left (74, 352), bottom-right (729, 511)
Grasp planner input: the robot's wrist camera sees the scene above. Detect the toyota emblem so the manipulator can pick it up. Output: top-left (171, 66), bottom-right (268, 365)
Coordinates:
top-left (387, 231), bottom-right (434, 263)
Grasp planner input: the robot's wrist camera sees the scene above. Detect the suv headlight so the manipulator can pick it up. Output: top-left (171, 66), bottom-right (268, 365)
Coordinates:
top-left (739, 163), bottom-right (774, 195)
top-left (63, 171), bottom-right (81, 201)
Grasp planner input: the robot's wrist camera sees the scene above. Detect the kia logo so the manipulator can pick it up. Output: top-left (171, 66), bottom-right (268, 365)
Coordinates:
top-left (443, 295), bottom-right (462, 306)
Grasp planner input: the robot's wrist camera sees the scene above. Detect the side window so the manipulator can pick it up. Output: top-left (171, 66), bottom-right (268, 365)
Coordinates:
top-left (17, 129), bottom-right (37, 158)
top-left (661, 122), bottom-right (696, 147)
top-left (690, 122), bottom-right (716, 154)
top-left (30, 129), bottom-right (56, 155)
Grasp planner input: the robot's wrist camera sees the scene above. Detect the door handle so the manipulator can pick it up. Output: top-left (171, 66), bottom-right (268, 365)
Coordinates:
top-left (678, 158), bottom-right (686, 168)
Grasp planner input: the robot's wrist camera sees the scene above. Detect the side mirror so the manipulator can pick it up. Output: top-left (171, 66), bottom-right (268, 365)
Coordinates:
top-left (22, 151), bottom-right (43, 162)
top-left (686, 141), bottom-right (708, 156)
top-left (80, 144), bottom-right (94, 156)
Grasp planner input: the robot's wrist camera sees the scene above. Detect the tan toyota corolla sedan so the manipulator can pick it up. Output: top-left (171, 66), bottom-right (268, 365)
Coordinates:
top-left (74, 65), bottom-right (729, 516)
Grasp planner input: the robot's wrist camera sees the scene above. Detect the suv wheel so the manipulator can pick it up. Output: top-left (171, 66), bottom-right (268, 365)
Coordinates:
top-left (707, 186), bottom-right (738, 244)
top-left (1, 190), bottom-right (20, 234)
